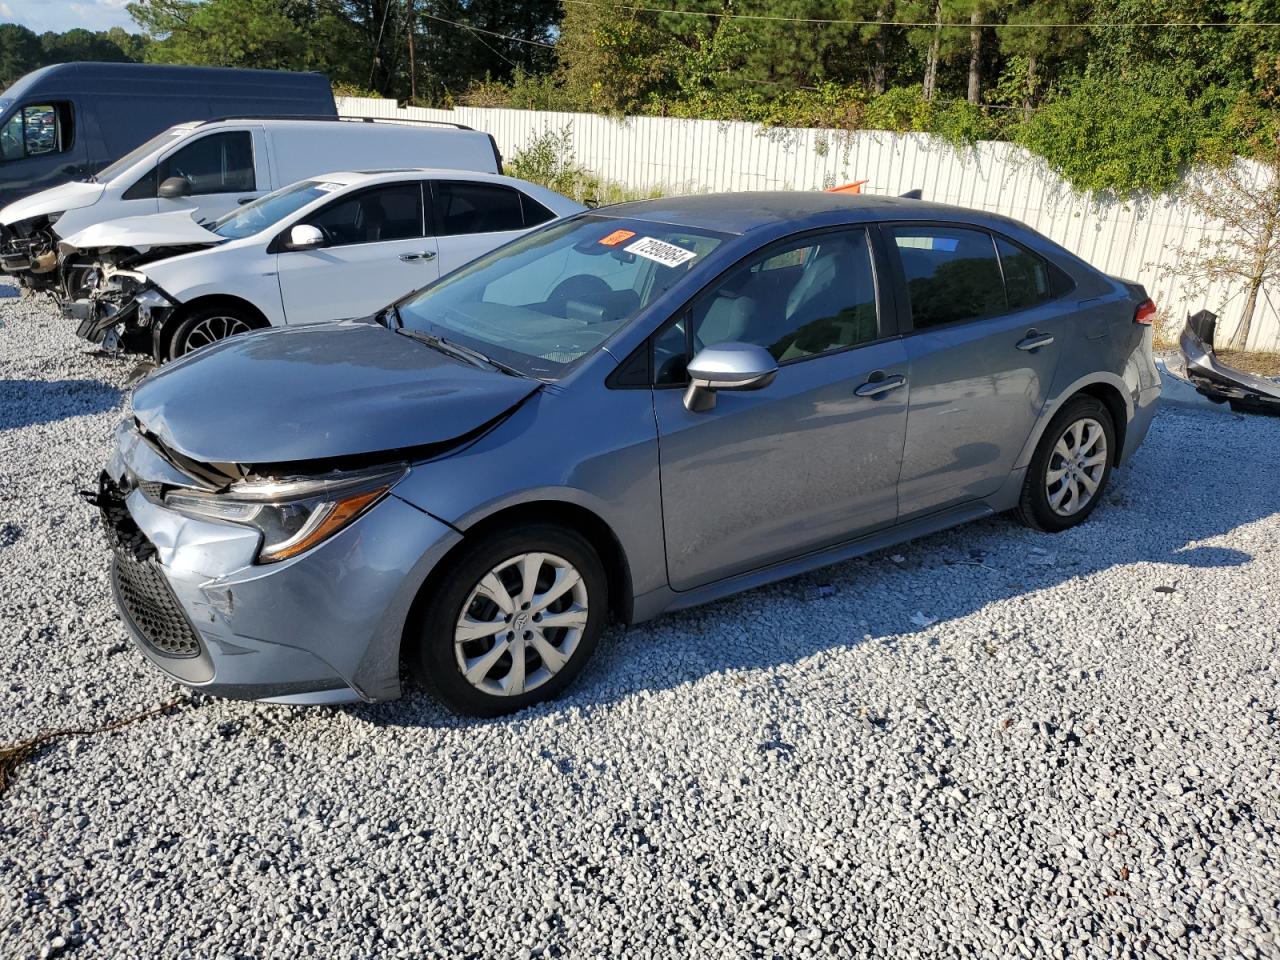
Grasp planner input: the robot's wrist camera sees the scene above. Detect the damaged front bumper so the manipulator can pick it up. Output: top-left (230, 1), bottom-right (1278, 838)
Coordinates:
top-left (64, 272), bottom-right (175, 352)
top-left (0, 216), bottom-right (61, 287)
top-left (87, 419), bottom-right (460, 704)
top-left (1178, 309), bottom-right (1280, 415)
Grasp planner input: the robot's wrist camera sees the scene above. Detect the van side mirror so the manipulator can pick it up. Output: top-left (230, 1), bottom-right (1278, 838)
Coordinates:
top-left (158, 176), bottom-right (192, 199)
top-left (684, 342), bottom-right (778, 412)
top-left (286, 224), bottom-right (326, 251)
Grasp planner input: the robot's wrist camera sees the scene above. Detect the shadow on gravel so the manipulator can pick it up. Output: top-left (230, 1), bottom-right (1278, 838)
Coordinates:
top-left (0, 379), bottom-right (122, 431)
top-left (347, 406), bottom-right (1280, 731)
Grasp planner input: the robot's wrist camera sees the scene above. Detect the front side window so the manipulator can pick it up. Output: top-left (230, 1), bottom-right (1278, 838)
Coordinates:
top-left (302, 183), bottom-right (425, 246)
top-left (211, 180), bottom-right (337, 240)
top-left (433, 181), bottom-right (528, 235)
top-left (890, 226), bottom-right (1005, 329)
top-left (653, 229), bottom-right (879, 385)
top-left (0, 103), bottom-right (70, 161)
top-left (398, 216), bottom-right (726, 378)
top-left (158, 131), bottom-right (255, 196)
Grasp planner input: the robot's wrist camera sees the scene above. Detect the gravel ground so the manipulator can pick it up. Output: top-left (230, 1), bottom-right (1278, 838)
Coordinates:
top-left (1, 279), bottom-right (1278, 960)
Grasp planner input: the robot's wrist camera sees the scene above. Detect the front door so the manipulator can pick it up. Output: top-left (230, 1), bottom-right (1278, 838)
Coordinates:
top-left (885, 224), bottom-right (1070, 518)
top-left (653, 227), bottom-right (909, 592)
top-left (152, 127), bottom-right (267, 224)
top-left (276, 181), bottom-right (440, 323)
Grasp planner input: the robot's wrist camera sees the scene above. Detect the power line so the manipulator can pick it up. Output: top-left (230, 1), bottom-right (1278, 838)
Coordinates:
top-left (420, 13), bottom-right (555, 49)
top-left (559, 0), bottom-right (1280, 29)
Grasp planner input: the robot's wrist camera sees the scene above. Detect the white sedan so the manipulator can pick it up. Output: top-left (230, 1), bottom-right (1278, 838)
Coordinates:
top-left (60, 169), bottom-right (585, 359)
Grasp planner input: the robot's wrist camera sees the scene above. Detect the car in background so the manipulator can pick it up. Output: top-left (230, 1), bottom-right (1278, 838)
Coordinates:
top-left (91, 193), bottom-right (1161, 715)
top-left (0, 62), bottom-right (338, 209)
top-left (0, 115), bottom-right (503, 294)
top-left (63, 170), bottom-right (584, 358)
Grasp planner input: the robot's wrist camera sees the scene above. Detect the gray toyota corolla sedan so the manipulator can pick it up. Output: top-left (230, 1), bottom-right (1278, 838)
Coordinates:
top-left (92, 193), bottom-right (1161, 715)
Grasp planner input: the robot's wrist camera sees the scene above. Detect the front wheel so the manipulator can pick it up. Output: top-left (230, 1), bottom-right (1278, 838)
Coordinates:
top-left (167, 304), bottom-right (260, 360)
top-left (1015, 395), bottom-right (1116, 532)
top-left (413, 525), bottom-right (607, 716)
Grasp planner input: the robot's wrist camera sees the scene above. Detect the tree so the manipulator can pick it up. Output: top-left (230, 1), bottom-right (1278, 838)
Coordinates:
top-left (998, 0), bottom-right (1090, 118)
top-left (129, 0), bottom-right (310, 70)
top-left (1164, 122), bottom-right (1280, 350)
top-left (0, 23), bottom-right (42, 85)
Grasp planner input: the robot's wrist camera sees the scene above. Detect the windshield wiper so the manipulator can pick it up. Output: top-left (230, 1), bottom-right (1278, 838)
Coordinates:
top-left (396, 327), bottom-right (526, 378)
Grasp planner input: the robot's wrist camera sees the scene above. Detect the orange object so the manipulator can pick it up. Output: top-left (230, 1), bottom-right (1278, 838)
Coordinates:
top-left (599, 229), bottom-right (636, 246)
top-left (826, 180), bottom-right (869, 194)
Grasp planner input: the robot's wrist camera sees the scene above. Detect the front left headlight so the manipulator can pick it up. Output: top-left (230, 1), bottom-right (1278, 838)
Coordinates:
top-left (45, 211), bottom-right (65, 227)
top-left (164, 464), bottom-right (408, 563)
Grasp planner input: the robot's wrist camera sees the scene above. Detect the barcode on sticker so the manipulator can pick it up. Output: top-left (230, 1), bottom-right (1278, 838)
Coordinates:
top-left (624, 237), bottom-right (697, 267)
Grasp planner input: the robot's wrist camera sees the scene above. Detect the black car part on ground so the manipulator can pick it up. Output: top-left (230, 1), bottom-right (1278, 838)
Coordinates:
top-left (1178, 309), bottom-right (1280, 415)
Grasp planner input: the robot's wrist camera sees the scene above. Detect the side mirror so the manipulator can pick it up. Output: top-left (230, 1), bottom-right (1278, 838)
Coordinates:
top-left (684, 342), bottom-right (778, 412)
top-left (157, 176), bottom-right (192, 199)
top-left (286, 224), bottom-right (325, 251)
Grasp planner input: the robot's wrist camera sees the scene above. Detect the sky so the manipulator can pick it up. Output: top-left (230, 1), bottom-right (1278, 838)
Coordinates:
top-left (1, 0), bottom-right (138, 34)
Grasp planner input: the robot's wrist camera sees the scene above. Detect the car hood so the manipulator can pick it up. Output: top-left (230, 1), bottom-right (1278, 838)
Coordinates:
top-left (0, 179), bottom-right (103, 225)
top-left (131, 321), bottom-right (541, 467)
top-left (57, 210), bottom-right (221, 255)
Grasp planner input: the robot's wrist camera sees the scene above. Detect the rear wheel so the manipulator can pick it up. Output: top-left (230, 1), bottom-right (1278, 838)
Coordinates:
top-left (1015, 395), bottom-right (1115, 532)
top-left (167, 304), bottom-right (261, 360)
top-left (412, 525), bottom-right (607, 716)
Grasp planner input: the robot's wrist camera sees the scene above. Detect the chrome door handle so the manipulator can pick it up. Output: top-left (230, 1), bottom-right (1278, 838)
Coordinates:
top-left (399, 251), bottom-right (437, 262)
top-left (854, 374), bottom-right (907, 398)
top-left (1016, 332), bottom-right (1055, 351)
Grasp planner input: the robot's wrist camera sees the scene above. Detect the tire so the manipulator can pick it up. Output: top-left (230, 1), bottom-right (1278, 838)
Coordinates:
top-left (1015, 395), bottom-right (1116, 532)
top-left (166, 304), bottom-right (261, 360)
top-left (412, 524), bottom-right (608, 717)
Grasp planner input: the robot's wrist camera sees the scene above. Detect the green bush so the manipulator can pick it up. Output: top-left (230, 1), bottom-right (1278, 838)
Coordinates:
top-left (507, 126), bottom-right (664, 205)
top-left (1016, 68), bottom-right (1227, 196)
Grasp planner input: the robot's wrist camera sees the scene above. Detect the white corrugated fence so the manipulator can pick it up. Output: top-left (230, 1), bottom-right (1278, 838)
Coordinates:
top-left (339, 96), bottom-right (1278, 351)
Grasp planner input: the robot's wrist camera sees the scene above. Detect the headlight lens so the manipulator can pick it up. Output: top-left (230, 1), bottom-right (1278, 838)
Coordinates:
top-left (46, 211), bottom-right (64, 226)
top-left (164, 464), bottom-right (407, 563)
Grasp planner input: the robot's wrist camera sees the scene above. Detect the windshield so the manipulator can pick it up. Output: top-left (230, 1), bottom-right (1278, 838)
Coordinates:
top-left (397, 215), bottom-right (726, 378)
top-left (210, 179), bottom-right (337, 240)
top-left (96, 126), bottom-right (188, 183)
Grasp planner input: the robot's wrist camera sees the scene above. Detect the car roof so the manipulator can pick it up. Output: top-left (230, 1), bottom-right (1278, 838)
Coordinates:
top-left (598, 191), bottom-right (1016, 235)
top-left (301, 169), bottom-right (540, 188)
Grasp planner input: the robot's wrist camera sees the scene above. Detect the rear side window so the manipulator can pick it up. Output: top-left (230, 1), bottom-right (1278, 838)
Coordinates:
top-left (0, 102), bottom-right (72, 161)
top-left (158, 131), bottom-right (255, 196)
top-left (890, 226), bottom-right (1005, 329)
top-left (303, 184), bottom-right (425, 246)
top-left (996, 236), bottom-right (1074, 307)
top-left (433, 181), bottom-right (529, 235)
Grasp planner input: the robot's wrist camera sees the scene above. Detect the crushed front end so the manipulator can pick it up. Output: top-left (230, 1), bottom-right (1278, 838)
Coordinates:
top-left (88, 418), bottom-right (458, 704)
top-left (0, 214), bottom-right (62, 290)
top-left (62, 260), bottom-right (175, 353)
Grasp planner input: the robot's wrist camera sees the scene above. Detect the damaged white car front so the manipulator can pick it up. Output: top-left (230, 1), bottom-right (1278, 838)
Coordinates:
top-left (57, 210), bottom-right (222, 352)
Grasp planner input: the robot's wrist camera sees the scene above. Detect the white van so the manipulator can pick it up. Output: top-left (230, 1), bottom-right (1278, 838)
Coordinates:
top-left (0, 116), bottom-right (502, 290)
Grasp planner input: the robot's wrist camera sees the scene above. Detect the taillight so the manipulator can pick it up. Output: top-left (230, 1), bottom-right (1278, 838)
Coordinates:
top-left (1134, 298), bottom-right (1156, 325)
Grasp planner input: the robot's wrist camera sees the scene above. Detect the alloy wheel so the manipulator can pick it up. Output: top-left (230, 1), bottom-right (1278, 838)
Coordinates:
top-left (453, 552), bottom-right (589, 697)
top-left (181, 314), bottom-right (253, 353)
top-left (1045, 416), bottom-right (1108, 517)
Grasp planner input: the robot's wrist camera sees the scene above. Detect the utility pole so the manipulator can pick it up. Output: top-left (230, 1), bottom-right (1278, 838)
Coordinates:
top-left (407, 0), bottom-right (417, 103)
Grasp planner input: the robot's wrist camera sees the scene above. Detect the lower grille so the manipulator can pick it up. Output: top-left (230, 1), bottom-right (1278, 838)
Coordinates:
top-left (112, 553), bottom-right (203, 658)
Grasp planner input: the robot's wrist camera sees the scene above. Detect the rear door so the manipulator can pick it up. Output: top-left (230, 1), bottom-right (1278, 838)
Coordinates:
top-left (651, 226), bottom-right (909, 591)
top-left (887, 223), bottom-right (1073, 519)
top-left (429, 180), bottom-right (558, 275)
top-left (275, 180), bottom-right (439, 323)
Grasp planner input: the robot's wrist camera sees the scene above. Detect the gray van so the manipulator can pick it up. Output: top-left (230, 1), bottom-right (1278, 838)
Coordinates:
top-left (0, 62), bottom-right (336, 207)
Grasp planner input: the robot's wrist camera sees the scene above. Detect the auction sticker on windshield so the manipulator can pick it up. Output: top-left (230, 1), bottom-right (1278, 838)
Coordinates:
top-left (624, 236), bottom-right (698, 267)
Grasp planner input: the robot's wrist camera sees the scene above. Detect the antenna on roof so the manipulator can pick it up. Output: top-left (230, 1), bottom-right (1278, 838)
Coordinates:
top-left (899, 189), bottom-right (923, 200)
